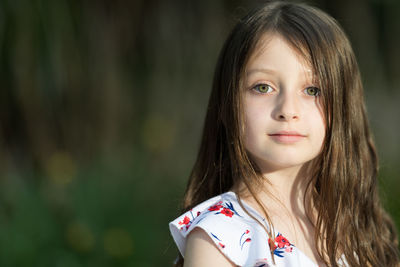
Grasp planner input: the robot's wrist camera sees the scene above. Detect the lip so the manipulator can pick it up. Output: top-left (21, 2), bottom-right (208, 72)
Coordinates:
top-left (268, 131), bottom-right (306, 144)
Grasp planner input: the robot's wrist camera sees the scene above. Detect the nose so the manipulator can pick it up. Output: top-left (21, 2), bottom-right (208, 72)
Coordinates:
top-left (272, 92), bottom-right (300, 122)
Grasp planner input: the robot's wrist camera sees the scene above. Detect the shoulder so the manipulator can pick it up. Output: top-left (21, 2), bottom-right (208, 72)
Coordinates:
top-left (184, 228), bottom-right (236, 267)
top-left (169, 192), bottom-right (272, 266)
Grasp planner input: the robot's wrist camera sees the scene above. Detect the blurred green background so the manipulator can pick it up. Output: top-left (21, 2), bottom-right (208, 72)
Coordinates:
top-left (0, 0), bottom-right (399, 266)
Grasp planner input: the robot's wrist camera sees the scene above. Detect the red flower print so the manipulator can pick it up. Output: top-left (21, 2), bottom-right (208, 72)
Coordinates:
top-left (221, 208), bottom-right (234, 217)
top-left (275, 235), bottom-right (290, 248)
top-left (245, 229), bottom-right (250, 234)
top-left (208, 204), bottom-right (223, 211)
top-left (178, 216), bottom-right (191, 226)
top-left (218, 242), bottom-right (225, 249)
top-left (197, 211), bottom-right (201, 216)
top-left (269, 233), bottom-right (293, 257)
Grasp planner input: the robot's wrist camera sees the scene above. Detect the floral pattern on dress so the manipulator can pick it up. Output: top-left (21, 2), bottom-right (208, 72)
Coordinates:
top-left (179, 200), bottom-right (245, 232)
top-left (178, 200), bottom-right (250, 251)
top-left (178, 209), bottom-right (201, 231)
top-left (208, 200), bottom-right (242, 218)
top-left (210, 232), bottom-right (226, 249)
top-left (207, 201), bottom-right (249, 251)
top-left (269, 233), bottom-right (294, 257)
top-left (170, 192), bottom-right (328, 267)
top-left (239, 229), bottom-right (251, 250)
top-left (253, 259), bottom-right (270, 267)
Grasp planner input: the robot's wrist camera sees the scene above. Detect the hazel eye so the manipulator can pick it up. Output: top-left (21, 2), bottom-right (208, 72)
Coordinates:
top-left (253, 84), bottom-right (273, 94)
top-left (304, 86), bottom-right (320, 96)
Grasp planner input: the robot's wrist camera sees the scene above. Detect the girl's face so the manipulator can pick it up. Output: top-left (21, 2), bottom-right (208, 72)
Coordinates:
top-left (243, 34), bottom-right (325, 172)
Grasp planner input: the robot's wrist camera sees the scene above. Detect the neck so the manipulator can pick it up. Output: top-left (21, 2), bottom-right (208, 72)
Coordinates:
top-left (240, 161), bottom-right (313, 216)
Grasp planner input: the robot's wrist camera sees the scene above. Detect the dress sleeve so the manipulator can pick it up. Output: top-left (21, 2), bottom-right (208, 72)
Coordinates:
top-left (169, 196), bottom-right (272, 266)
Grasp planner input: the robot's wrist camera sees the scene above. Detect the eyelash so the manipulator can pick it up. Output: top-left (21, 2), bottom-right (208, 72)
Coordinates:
top-left (251, 83), bottom-right (321, 97)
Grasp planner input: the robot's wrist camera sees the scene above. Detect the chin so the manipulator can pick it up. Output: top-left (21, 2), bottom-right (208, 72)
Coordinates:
top-left (252, 157), bottom-right (305, 172)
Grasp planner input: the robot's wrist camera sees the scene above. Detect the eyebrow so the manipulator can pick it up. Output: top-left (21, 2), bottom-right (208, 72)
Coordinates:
top-left (246, 67), bottom-right (314, 78)
top-left (246, 68), bottom-right (277, 76)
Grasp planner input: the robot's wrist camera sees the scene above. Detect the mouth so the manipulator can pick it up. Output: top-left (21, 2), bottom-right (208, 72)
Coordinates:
top-left (268, 131), bottom-right (306, 144)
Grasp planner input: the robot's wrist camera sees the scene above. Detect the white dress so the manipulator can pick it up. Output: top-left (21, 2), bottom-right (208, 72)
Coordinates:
top-left (169, 191), bottom-right (348, 267)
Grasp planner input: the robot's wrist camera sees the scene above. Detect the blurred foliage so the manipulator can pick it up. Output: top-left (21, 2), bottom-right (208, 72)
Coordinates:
top-left (0, 0), bottom-right (399, 266)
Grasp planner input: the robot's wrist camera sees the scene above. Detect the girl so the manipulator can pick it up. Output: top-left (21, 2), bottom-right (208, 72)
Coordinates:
top-left (169, 1), bottom-right (399, 266)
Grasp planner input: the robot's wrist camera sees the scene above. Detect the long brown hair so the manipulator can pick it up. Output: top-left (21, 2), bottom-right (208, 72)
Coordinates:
top-left (175, 1), bottom-right (399, 266)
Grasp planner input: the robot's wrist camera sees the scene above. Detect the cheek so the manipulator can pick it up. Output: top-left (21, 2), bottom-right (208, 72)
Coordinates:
top-left (303, 102), bottom-right (326, 143)
top-left (244, 97), bottom-right (272, 125)
top-left (244, 107), bottom-right (267, 138)
top-left (243, 108), bottom-right (262, 148)
top-left (312, 110), bottom-right (326, 147)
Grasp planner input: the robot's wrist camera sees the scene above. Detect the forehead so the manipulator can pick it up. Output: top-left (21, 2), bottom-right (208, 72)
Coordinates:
top-left (245, 33), bottom-right (314, 78)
